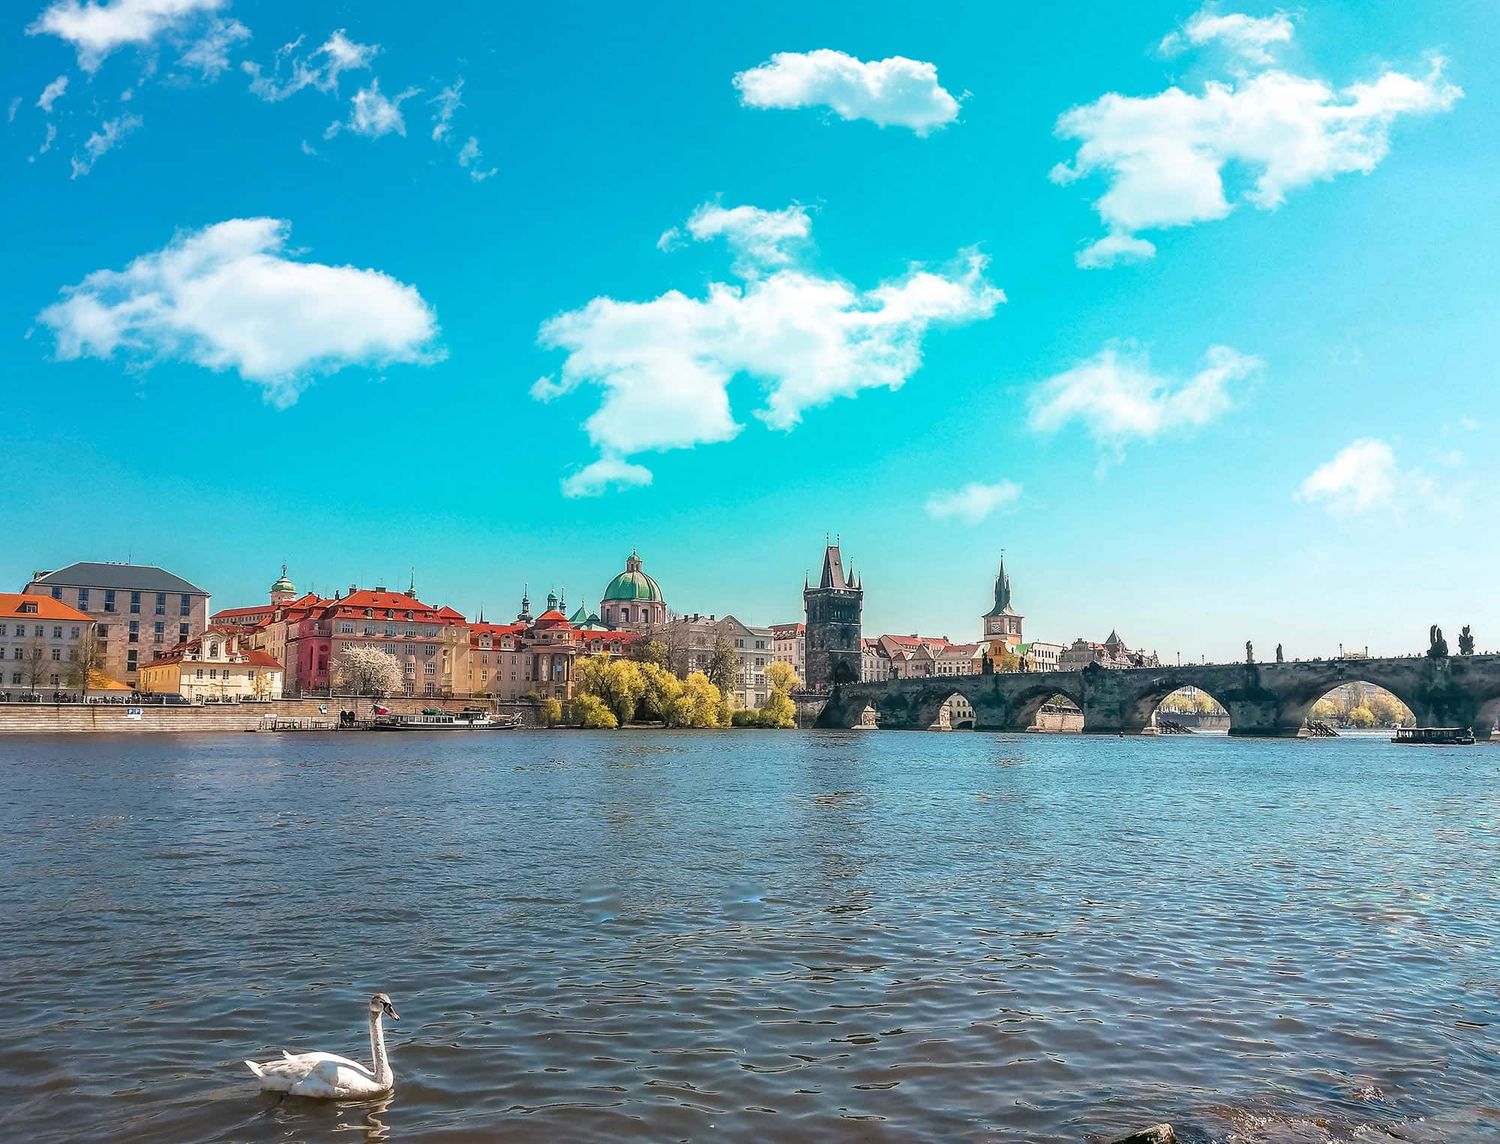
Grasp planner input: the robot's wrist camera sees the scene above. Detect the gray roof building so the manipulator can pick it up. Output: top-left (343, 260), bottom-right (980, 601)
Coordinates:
top-left (28, 562), bottom-right (208, 596)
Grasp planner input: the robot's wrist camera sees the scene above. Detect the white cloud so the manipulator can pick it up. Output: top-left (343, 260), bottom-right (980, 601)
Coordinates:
top-left (562, 457), bottom-right (654, 498)
top-left (178, 16), bottom-right (249, 80)
top-left (326, 79), bottom-right (416, 139)
top-left (1295, 438), bottom-right (1406, 514)
top-left (430, 79), bottom-right (462, 141)
top-left (70, 113), bottom-right (141, 177)
top-left (925, 481), bottom-right (1021, 524)
top-left (536, 205), bottom-right (1002, 492)
top-left (37, 217), bottom-right (440, 407)
top-left (7, 97), bottom-right (20, 123)
top-left (244, 29), bottom-right (377, 102)
top-left (1074, 231), bottom-right (1156, 269)
top-left (674, 202), bottom-right (812, 275)
top-left (1160, 9), bottom-right (1295, 67)
top-left (1029, 343), bottom-right (1260, 443)
top-left (29, 0), bottom-right (226, 72)
top-left (457, 136), bottom-right (496, 182)
top-left (37, 74), bottom-right (69, 113)
top-left (1053, 23), bottom-right (1461, 267)
top-left (734, 49), bottom-right (960, 134)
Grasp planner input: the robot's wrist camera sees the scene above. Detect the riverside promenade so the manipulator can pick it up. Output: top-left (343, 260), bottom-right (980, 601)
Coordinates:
top-left (0, 696), bottom-right (529, 734)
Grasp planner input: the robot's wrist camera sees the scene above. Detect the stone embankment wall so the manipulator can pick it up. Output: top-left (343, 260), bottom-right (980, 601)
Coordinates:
top-left (0, 697), bottom-right (536, 734)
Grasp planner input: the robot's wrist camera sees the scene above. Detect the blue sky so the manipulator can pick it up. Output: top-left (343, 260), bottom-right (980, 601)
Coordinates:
top-left (2, 1), bottom-right (1495, 662)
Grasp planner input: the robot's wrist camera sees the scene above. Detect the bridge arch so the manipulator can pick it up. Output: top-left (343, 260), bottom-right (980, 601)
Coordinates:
top-left (1275, 671), bottom-right (1424, 735)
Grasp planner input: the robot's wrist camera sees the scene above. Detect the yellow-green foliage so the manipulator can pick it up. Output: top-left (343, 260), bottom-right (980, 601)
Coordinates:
top-left (574, 692), bottom-right (618, 728)
top-left (674, 672), bottom-right (724, 728)
top-left (576, 656), bottom-right (647, 724)
top-left (765, 660), bottom-right (800, 693)
top-left (638, 662), bottom-right (684, 724)
top-left (539, 697), bottom-right (563, 727)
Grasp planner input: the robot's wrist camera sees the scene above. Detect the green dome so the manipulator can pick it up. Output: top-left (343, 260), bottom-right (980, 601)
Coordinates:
top-left (270, 564), bottom-right (296, 595)
top-left (602, 551), bottom-right (663, 603)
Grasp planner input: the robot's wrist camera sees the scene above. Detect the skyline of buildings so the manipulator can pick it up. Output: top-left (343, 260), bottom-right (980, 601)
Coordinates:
top-left (13, 542), bottom-right (1161, 703)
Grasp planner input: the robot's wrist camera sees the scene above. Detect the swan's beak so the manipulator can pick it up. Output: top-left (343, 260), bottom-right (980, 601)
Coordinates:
top-left (384, 1003), bottom-right (400, 1021)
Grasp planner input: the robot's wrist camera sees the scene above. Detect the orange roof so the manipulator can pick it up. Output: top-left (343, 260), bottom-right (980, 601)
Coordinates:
top-left (1, 592), bottom-right (92, 622)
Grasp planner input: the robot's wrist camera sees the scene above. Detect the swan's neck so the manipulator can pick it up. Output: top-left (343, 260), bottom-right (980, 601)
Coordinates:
top-left (368, 1011), bottom-right (393, 1088)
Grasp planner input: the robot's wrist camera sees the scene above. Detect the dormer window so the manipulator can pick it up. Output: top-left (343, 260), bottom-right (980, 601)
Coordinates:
top-left (405, 611), bottom-right (414, 621)
top-left (19, 602), bottom-right (37, 614)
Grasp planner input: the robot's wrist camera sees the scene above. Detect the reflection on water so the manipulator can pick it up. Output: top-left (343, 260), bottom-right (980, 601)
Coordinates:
top-left (0, 730), bottom-right (1496, 1143)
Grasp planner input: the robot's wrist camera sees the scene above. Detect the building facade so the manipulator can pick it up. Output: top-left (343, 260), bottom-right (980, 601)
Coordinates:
top-left (138, 627), bottom-right (285, 701)
top-left (803, 542), bottom-right (863, 691)
top-left (26, 562), bottom-right (211, 690)
top-left (771, 622), bottom-right (805, 683)
top-left (719, 615), bottom-right (774, 709)
top-left (0, 593), bottom-right (97, 695)
top-left (1059, 631), bottom-right (1161, 671)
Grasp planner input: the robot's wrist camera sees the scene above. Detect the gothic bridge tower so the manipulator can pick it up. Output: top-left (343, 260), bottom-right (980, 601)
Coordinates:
top-left (804, 540), bottom-right (863, 691)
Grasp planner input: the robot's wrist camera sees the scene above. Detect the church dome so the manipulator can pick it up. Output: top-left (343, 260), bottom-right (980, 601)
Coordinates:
top-left (601, 551), bottom-right (663, 603)
top-left (270, 564), bottom-right (296, 596)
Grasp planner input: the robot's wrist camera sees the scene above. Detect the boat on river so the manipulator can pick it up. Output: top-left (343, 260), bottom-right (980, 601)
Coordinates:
top-left (372, 707), bottom-right (520, 731)
top-left (1391, 726), bottom-right (1475, 746)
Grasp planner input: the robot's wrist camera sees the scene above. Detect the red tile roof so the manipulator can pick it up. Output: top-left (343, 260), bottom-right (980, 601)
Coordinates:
top-left (0, 593), bottom-right (93, 622)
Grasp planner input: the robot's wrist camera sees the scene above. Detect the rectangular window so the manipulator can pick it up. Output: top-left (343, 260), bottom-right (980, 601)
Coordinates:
top-left (52, 648), bottom-right (62, 661)
top-left (179, 624), bottom-right (189, 639)
top-left (179, 594), bottom-right (191, 617)
top-left (78, 588), bottom-right (90, 608)
top-left (0, 625), bottom-right (6, 637)
top-left (130, 591), bottom-right (141, 614)
top-left (51, 586), bottom-right (62, 599)
top-left (425, 662), bottom-right (435, 674)
top-left (10, 672), bottom-right (20, 685)
top-left (154, 622), bottom-right (165, 636)
top-left (70, 626), bottom-right (80, 639)
top-left (339, 622), bottom-right (354, 634)
top-left (209, 669), bottom-right (218, 679)
top-left (155, 592), bottom-right (166, 615)
top-left (104, 590), bottom-right (116, 613)
top-left (196, 668), bottom-right (204, 679)
top-left (128, 621), bottom-right (139, 643)
top-left (126, 650), bottom-right (138, 666)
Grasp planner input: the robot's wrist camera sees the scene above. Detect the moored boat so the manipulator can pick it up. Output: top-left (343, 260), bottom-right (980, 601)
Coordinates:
top-left (1391, 726), bottom-right (1475, 745)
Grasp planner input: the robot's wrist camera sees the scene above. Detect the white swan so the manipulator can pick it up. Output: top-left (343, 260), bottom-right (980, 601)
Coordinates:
top-left (245, 993), bottom-right (400, 1099)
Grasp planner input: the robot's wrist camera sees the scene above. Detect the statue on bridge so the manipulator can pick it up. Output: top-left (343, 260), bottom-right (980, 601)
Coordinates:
top-left (1245, 640), bottom-right (1254, 664)
top-left (1459, 625), bottom-right (1475, 655)
top-left (1275, 643), bottom-right (1284, 663)
top-left (980, 651), bottom-right (994, 676)
top-left (1428, 625), bottom-right (1449, 658)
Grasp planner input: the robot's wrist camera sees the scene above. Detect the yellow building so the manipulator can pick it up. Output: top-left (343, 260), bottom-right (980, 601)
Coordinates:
top-left (138, 627), bottom-right (284, 701)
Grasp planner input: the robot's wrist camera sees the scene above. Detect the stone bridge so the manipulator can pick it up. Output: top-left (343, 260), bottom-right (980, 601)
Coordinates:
top-left (812, 654), bottom-right (1500, 739)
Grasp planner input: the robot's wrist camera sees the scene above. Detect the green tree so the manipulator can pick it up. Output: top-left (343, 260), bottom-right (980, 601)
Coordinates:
top-left (1346, 704), bottom-right (1377, 729)
top-left (539, 697), bottom-right (563, 727)
top-left (574, 693), bottom-right (618, 728)
top-left (628, 637), bottom-right (670, 669)
top-left (638, 662), bottom-right (684, 724)
top-left (576, 656), bottom-right (646, 725)
top-left (765, 660), bottom-right (800, 693)
top-left (759, 687), bottom-right (797, 728)
top-left (674, 672), bottom-right (724, 728)
top-left (706, 637), bottom-right (740, 698)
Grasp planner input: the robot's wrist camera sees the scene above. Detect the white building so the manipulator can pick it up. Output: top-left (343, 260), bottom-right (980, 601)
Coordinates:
top-left (0, 593), bottom-right (98, 695)
top-left (719, 615), bottom-right (774, 709)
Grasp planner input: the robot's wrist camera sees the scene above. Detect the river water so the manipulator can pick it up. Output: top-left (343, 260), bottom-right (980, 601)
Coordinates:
top-left (0, 730), bottom-right (1495, 1143)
